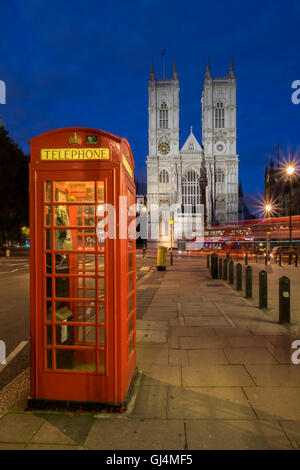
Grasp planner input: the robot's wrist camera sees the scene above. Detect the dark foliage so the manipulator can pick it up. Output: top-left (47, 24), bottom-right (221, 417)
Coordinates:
top-left (0, 124), bottom-right (29, 243)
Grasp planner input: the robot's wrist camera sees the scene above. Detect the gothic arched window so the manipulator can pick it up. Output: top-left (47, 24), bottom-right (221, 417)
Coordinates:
top-left (216, 168), bottom-right (225, 183)
top-left (159, 169), bottom-right (169, 184)
top-left (182, 171), bottom-right (201, 213)
top-left (215, 101), bottom-right (225, 128)
top-left (159, 102), bottom-right (168, 129)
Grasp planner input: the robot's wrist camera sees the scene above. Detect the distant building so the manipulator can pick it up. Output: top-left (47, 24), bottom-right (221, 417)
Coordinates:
top-left (146, 58), bottom-right (239, 247)
top-left (238, 183), bottom-right (254, 220)
top-left (264, 160), bottom-right (300, 216)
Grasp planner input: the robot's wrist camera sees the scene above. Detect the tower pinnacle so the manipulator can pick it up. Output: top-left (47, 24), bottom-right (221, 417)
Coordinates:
top-left (149, 59), bottom-right (155, 80)
top-left (172, 59), bottom-right (178, 80)
top-left (228, 57), bottom-right (236, 79)
top-left (205, 58), bottom-right (212, 80)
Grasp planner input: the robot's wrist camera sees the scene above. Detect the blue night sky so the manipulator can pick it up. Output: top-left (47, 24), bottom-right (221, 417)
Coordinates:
top-left (1, 0), bottom-right (300, 210)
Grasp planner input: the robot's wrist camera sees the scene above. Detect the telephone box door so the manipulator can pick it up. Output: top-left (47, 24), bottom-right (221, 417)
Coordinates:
top-left (33, 170), bottom-right (115, 403)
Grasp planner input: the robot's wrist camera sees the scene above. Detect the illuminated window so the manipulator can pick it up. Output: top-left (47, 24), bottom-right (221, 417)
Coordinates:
top-left (159, 169), bottom-right (169, 184)
top-left (182, 171), bottom-right (201, 213)
top-left (216, 168), bottom-right (225, 183)
top-left (215, 101), bottom-right (224, 128)
top-left (159, 102), bottom-right (168, 129)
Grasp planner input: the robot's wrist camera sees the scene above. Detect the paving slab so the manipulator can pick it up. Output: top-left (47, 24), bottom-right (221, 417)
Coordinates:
top-left (245, 364), bottom-right (300, 386)
top-left (248, 325), bottom-right (290, 335)
top-left (244, 387), bottom-right (300, 421)
top-left (130, 385), bottom-right (168, 419)
top-left (279, 421), bottom-right (300, 449)
top-left (168, 349), bottom-right (189, 366)
top-left (0, 443), bottom-right (26, 450)
top-left (143, 310), bottom-right (177, 320)
top-left (167, 387), bottom-right (256, 420)
top-left (228, 336), bottom-right (273, 348)
top-left (263, 335), bottom-right (296, 347)
top-left (84, 419), bottom-right (185, 450)
top-left (31, 414), bottom-right (93, 445)
top-left (180, 336), bottom-right (230, 349)
top-left (137, 329), bottom-right (167, 343)
top-left (214, 327), bottom-right (253, 337)
top-left (268, 347), bottom-right (294, 364)
top-left (137, 345), bottom-right (169, 366)
top-left (169, 326), bottom-right (216, 337)
top-left (182, 365), bottom-right (255, 387)
top-left (224, 347), bottom-right (278, 364)
top-left (26, 443), bottom-right (81, 450)
top-left (0, 413), bottom-right (45, 443)
top-left (137, 320), bottom-right (169, 331)
top-left (185, 419), bottom-right (292, 450)
top-left (184, 316), bottom-right (230, 327)
top-left (140, 365), bottom-right (182, 387)
top-left (187, 349), bottom-right (229, 365)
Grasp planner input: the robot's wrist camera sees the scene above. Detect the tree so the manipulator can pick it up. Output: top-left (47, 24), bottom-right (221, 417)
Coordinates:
top-left (0, 123), bottom-right (29, 244)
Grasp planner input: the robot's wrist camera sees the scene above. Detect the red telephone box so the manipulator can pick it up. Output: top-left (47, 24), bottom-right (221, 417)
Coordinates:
top-left (28, 127), bottom-right (136, 411)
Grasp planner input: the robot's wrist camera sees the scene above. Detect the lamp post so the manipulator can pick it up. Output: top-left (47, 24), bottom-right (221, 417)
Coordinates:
top-left (286, 164), bottom-right (295, 264)
top-left (170, 218), bottom-right (174, 266)
top-left (264, 203), bottom-right (272, 262)
top-left (141, 206), bottom-right (147, 258)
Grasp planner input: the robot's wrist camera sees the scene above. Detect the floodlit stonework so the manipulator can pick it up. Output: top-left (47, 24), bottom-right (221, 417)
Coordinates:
top-left (146, 59), bottom-right (239, 247)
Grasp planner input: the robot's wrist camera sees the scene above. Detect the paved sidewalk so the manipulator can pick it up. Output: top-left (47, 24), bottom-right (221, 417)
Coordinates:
top-left (0, 257), bottom-right (299, 450)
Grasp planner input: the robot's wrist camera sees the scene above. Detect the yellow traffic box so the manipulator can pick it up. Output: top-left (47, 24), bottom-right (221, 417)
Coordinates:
top-left (157, 246), bottom-right (167, 271)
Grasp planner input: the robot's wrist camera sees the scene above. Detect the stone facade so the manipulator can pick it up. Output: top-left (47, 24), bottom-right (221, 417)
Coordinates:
top-left (146, 59), bottom-right (239, 246)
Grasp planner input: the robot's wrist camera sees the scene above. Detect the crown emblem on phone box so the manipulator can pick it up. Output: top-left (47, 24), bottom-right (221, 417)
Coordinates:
top-left (68, 132), bottom-right (82, 145)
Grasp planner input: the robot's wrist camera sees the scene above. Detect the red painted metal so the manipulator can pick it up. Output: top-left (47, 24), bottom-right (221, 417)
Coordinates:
top-left (29, 128), bottom-right (136, 406)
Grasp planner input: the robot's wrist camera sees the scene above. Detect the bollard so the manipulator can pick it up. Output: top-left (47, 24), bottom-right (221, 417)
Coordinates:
top-left (219, 258), bottom-right (223, 279)
top-left (279, 252), bottom-right (282, 267)
top-left (236, 263), bottom-right (242, 290)
top-left (207, 254), bottom-right (210, 268)
top-left (245, 266), bottom-right (252, 298)
top-left (279, 276), bottom-right (290, 324)
top-left (229, 260), bottom-right (234, 285)
top-left (259, 270), bottom-right (268, 308)
top-left (6, 249), bottom-right (10, 257)
top-left (264, 254), bottom-right (267, 266)
top-left (289, 251), bottom-right (293, 265)
top-left (157, 246), bottom-right (167, 271)
top-left (223, 259), bottom-right (228, 281)
top-left (295, 253), bottom-right (298, 268)
top-left (245, 252), bottom-right (248, 266)
top-left (211, 253), bottom-right (219, 279)
top-left (275, 254), bottom-right (277, 264)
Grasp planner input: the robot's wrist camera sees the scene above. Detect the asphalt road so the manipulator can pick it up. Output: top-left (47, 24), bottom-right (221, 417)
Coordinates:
top-left (0, 258), bottom-right (30, 392)
top-left (0, 253), bottom-right (156, 393)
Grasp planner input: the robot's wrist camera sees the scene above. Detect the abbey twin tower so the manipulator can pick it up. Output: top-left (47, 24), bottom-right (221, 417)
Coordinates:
top-left (146, 58), bottom-right (239, 246)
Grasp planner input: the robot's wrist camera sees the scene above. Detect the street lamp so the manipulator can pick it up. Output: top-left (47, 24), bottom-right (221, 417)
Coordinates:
top-left (141, 206), bottom-right (147, 258)
top-left (264, 203), bottom-right (272, 263)
top-left (170, 218), bottom-right (174, 266)
top-left (286, 164), bottom-right (295, 264)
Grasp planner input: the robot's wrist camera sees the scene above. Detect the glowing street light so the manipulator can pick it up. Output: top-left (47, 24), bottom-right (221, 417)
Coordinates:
top-left (265, 204), bottom-right (272, 214)
top-left (264, 203), bottom-right (272, 262)
top-left (285, 163), bottom-right (295, 264)
top-left (286, 164), bottom-right (295, 176)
